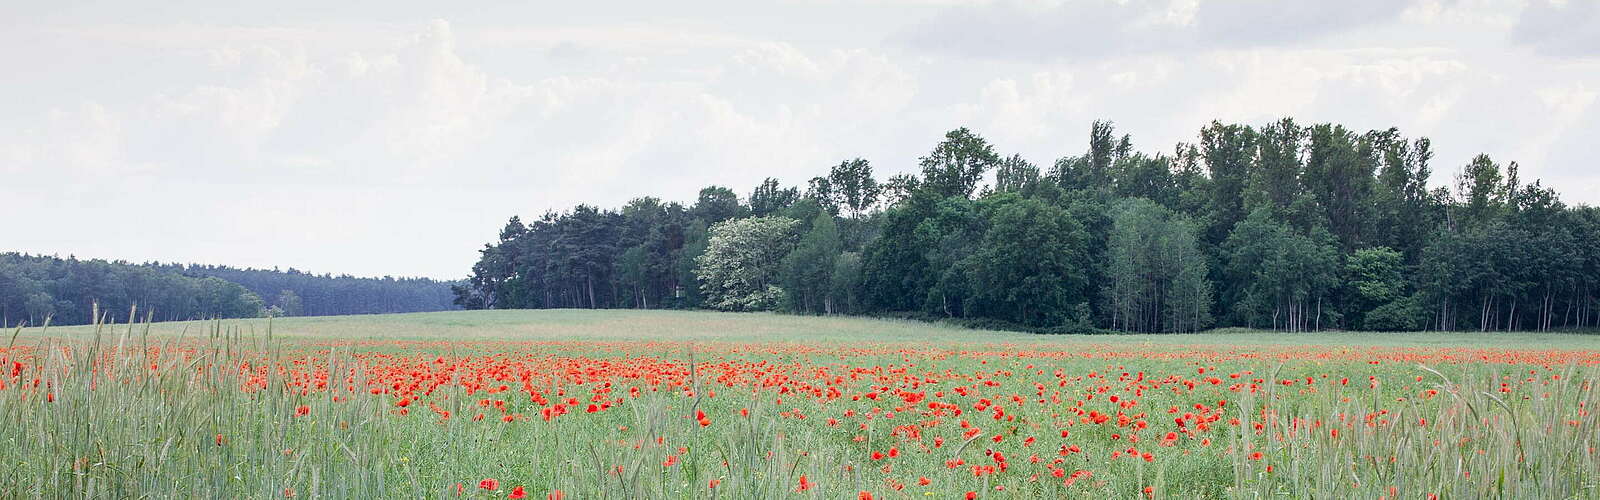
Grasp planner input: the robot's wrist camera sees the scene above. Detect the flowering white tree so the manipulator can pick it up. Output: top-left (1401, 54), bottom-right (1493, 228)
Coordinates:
top-left (694, 216), bottom-right (799, 311)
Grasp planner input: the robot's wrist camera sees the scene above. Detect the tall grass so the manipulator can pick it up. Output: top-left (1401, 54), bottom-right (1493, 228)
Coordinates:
top-left (1, 310), bottom-right (1597, 498)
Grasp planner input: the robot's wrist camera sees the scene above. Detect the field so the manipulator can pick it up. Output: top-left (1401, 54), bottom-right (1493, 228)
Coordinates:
top-left (3, 310), bottom-right (1600, 498)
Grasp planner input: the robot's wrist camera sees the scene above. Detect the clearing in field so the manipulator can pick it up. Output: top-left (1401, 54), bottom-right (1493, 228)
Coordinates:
top-left (3, 310), bottom-right (1599, 498)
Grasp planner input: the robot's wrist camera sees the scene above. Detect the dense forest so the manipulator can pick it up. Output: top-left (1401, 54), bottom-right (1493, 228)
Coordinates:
top-left (0, 253), bottom-right (459, 326)
top-left (457, 119), bottom-right (1600, 333)
top-left (155, 264), bottom-right (459, 318)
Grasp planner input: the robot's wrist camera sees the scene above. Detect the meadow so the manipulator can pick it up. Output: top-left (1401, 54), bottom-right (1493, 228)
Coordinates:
top-left (3, 309), bottom-right (1599, 498)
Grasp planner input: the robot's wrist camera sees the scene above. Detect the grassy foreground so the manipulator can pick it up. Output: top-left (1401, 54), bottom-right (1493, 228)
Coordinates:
top-left (3, 310), bottom-right (1599, 498)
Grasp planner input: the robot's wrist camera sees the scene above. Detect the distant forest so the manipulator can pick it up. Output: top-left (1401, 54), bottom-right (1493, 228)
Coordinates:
top-left (0, 253), bottom-right (458, 326)
top-left (457, 119), bottom-right (1600, 333)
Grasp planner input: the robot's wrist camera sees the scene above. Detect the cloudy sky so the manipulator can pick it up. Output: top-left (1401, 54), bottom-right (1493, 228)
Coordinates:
top-left (3, 1), bottom-right (1597, 280)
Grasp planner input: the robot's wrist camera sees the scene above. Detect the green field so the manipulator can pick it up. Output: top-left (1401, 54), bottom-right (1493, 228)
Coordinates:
top-left (4, 310), bottom-right (1599, 498)
top-left (28, 309), bottom-right (1600, 347)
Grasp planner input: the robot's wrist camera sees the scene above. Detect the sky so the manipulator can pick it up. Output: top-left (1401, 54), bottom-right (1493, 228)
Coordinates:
top-left (3, 0), bottom-right (1597, 280)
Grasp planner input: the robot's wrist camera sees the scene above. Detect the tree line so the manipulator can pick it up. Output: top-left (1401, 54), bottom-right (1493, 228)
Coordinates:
top-left (458, 118), bottom-right (1600, 333)
top-left (154, 264), bottom-right (459, 318)
top-left (0, 253), bottom-right (460, 326)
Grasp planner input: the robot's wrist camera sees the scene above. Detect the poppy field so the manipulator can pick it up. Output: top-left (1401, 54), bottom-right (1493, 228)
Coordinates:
top-left (3, 310), bottom-right (1600, 498)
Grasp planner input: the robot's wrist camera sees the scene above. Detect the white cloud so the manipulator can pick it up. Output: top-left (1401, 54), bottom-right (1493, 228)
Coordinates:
top-left (4, 3), bottom-right (1600, 279)
top-left (893, 0), bottom-right (1418, 61)
top-left (963, 71), bottom-right (1084, 146)
top-left (1513, 0), bottom-right (1600, 57)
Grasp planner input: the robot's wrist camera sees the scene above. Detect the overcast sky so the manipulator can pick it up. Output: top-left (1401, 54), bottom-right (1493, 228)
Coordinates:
top-left (3, 1), bottom-right (1597, 280)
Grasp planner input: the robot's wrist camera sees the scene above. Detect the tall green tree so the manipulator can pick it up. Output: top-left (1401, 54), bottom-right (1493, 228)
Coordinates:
top-left (1344, 247), bottom-right (1421, 331)
top-left (693, 186), bottom-right (745, 224)
top-left (1109, 153), bottom-right (1177, 207)
top-left (1246, 118), bottom-right (1304, 213)
top-left (274, 290), bottom-right (303, 317)
top-left (1222, 208), bottom-right (1341, 331)
top-left (781, 213), bottom-right (843, 314)
top-left (828, 158), bottom-right (881, 218)
top-left (994, 154), bottom-right (1041, 194)
top-left (860, 194), bottom-right (938, 312)
top-left (828, 251), bottom-right (863, 315)
top-left (1102, 199), bottom-right (1213, 333)
top-left (749, 178), bottom-right (800, 217)
top-left (919, 128), bottom-right (1001, 199)
top-left (1302, 124), bottom-right (1374, 250)
top-left (1368, 129), bottom-right (1435, 262)
top-left (1200, 121), bottom-right (1258, 244)
top-left (963, 195), bottom-right (1092, 328)
top-left (1451, 154), bottom-right (1507, 230)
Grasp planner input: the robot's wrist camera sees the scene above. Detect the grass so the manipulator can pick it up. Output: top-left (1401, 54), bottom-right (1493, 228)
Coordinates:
top-left (25, 309), bottom-right (1600, 347)
top-left (3, 309), bottom-right (1599, 498)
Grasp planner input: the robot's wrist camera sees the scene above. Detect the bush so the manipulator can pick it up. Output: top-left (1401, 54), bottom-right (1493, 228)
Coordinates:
top-left (1364, 295), bottom-right (1424, 331)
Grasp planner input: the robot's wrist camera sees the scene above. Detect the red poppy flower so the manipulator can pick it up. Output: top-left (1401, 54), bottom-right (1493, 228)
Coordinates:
top-left (507, 486), bottom-right (526, 499)
top-left (479, 478), bottom-right (499, 491)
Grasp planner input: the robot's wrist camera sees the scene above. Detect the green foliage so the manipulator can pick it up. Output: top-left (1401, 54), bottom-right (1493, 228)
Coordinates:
top-left (693, 186), bottom-right (745, 224)
top-left (993, 154), bottom-right (1040, 194)
top-left (446, 118), bottom-right (1600, 334)
top-left (1245, 118), bottom-right (1303, 213)
top-left (0, 253), bottom-right (307, 326)
top-left (828, 158), bottom-right (880, 218)
top-left (1199, 121), bottom-right (1258, 244)
top-left (780, 213), bottom-right (842, 314)
top-left (918, 127), bottom-right (1000, 199)
top-left (1103, 199), bottom-right (1213, 333)
top-left (274, 290), bottom-right (303, 317)
top-left (1364, 294), bottom-right (1423, 331)
top-left (1344, 247), bottom-right (1417, 330)
top-left (828, 251), bottom-right (863, 315)
top-left (1368, 129), bottom-right (1435, 261)
top-left (1222, 208), bottom-right (1340, 331)
top-left (963, 196), bottom-right (1091, 327)
top-left (1456, 154), bottom-right (1506, 228)
top-left (748, 177), bottom-right (799, 217)
top-left (1303, 124), bottom-right (1375, 251)
top-left (860, 195), bottom-right (937, 312)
